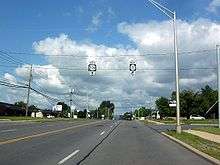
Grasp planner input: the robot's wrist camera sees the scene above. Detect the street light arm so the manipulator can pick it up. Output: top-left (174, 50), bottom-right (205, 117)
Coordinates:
top-left (148, 0), bottom-right (174, 20)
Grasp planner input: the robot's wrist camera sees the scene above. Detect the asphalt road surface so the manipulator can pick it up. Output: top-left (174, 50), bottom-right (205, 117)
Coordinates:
top-left (0, 120), bottom-right (213, 165)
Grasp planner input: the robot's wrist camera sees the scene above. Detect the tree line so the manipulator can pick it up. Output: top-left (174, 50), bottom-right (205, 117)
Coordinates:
top-left (0, 100), bottom-right (115, 118)
top-left (155, 85), bottom-right (218, 119)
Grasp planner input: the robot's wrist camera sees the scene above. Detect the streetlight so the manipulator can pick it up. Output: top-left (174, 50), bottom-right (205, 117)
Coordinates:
top-left (148, 0), bottom-right (181, 133)
top-left (216, 45), bottom-right (220, 128)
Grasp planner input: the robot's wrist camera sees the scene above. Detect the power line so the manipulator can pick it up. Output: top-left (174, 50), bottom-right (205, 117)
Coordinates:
top-left (0, 64), bottom-right (216, 71)
top-left (0, 49), bottom-right (216, 58)
top-left (0, 51), bottom-right (26, 65)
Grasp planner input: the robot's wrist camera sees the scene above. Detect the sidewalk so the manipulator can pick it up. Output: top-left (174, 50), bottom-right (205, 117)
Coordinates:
top-left (184, 129), bottom-right (220, 144)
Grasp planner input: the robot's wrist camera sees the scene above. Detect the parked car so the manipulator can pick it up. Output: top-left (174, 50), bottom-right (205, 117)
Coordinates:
top-left (46, 115), bottom-right (55, 119)
top-left (190, 115), bottom-right (205, 120)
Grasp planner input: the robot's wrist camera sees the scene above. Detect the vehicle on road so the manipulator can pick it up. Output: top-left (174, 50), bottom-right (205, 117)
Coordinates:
top-left (190, 115), bottom-right (205, 120)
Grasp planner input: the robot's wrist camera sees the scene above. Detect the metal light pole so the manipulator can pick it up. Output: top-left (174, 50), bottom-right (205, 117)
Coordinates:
top-left (148, 0), bottom-right (181, 133)
top-left (217, 45), bottom-right (220, 128)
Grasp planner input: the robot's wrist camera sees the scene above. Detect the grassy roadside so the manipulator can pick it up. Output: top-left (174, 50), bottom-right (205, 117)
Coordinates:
top-left (192, 127), bottom-right (220, 135)
top-left (147, 119), bottom-right (218, 125)
top-left (142, 120), bottom-right (158, 125)
top-left (0, 116), bottom-right (95, 122)
top-left (166, 131), bottom-right (220, 160)
top-left (0, 116), bottom-right (43, 121)
top-left (183, 119), bottom-right (218, 125)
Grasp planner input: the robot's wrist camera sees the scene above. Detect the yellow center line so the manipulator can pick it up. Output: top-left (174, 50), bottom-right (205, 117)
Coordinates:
top-left (0, 121), bottom-right (103, 146)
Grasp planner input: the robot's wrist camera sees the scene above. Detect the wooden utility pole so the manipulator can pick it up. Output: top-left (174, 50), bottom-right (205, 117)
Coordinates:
top-left (25, 65), bottom-right (32, 116)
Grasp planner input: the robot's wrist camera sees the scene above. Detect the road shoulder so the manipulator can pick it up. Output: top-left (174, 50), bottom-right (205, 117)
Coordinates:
top-left (161, 132), bottom-right (220, 165)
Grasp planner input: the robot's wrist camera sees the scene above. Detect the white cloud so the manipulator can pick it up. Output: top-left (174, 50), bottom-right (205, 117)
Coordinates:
top-left (87, 12), bottom-right (103, 32)
top-left (1, 18), bottom-right (220, 113)
top-left (4, 73), bottom-right (17, 84)
top-left (118, 19), bottom-right (220, 51)
top-left (207, 0), bottom-right (220, 13)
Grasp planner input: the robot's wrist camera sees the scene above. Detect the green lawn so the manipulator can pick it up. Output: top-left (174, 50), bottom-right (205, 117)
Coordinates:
top-left (149, 119), bottom-right (218, 125)
top-left (183, 119), bottom-right (218, 125)
top-left (0, 116), bottom-right (97, 122)
top-left (167, 131), bottom-right (220, 160)
top-left (142, 120), bottom-right (158, 125)
top-left (193, 127), bottom-right (220, 135)
top-left (0, 116), bottom-right (43, 121)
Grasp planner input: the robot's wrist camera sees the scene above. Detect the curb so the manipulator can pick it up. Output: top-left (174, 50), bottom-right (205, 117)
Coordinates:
top-left (161, 132), bottom-right (220, 165)
top-left (146, 119), bottom-right (165, 125)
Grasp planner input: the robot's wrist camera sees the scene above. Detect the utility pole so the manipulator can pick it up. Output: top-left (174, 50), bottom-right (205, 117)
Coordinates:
top-left (86, 91), bottom-right (89, 119)
top-left (96, 107), bottom-right (99, 119)
top-left (138, 108), bottom-right (140, 119)
top-left (69, 88), bottom-right (74, 118)
top-left (217, 45), bottom-right (220, 128)
top-left (25, 65), bottom-right (33, 116)
top-left (148, 0), bottom-right (181, 133)
top-left (108, 108), bottom-right (110, 120)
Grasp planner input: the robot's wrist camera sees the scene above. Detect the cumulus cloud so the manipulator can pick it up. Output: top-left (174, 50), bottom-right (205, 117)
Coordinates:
top-left (118, 19), bottom-right (220, 51)
top-left (4, 73), bottom-right (17, 83)
top-left (1, 18), bottom-right (219, 113)
top-left (207, 0), bottom-right (220, 13)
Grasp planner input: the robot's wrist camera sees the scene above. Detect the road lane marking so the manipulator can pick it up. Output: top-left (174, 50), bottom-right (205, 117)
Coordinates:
top-left (100, 131), bottom-right (105, 135)
top-left (0, 121), bottom-right (103, 146)
top-left (58, 149), bottom-right (80, 165)
top-left (0, 129), bottom-right (16, 133)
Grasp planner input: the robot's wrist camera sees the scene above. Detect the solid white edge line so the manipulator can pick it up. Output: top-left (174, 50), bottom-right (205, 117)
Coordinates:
top-left (100, 131), bottom-right (105, 135)
top-left (0, 129), bottom-right (16, 133)
top-left (58, 149), bottom-right (80, 165)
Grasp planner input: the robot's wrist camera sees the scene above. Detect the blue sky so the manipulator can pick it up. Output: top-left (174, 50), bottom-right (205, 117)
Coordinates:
top-left (1, 0), bottom-right (220, 110)
top-left (0, 0), bottom-right (218, 55)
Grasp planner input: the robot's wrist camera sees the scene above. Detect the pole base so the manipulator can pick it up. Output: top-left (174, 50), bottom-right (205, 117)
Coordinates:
top-left (176, 125), bottom-right (182, 133)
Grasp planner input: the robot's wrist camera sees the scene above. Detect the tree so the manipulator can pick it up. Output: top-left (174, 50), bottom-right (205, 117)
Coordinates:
top-left (29, 105), bottom-right (38, 112)
top-left (77, 109), bottom-right (87, 118)
top-left (14, 101), bottom-right (26, 109)
top-left (180, 90), bottom-right (197, 119)
top-left (89, 109), bottom-right (98, 119)
top-left (123, 112), bottom-right (132, 120)
top-left (154, 85), bottom-right (218, 119)
top-left (57, 102), bottom-right (70, 118)
top-left (14, 101), bottom-right (26, 116)
top-left (134, 107), bottom-right (151, 117)
top-left (98, 101), bottom-right (115, 119)
top-left (155, 97), bottom-right (173, 118)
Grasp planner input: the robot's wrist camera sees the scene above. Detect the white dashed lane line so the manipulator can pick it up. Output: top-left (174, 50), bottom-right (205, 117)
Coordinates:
top-left (100, 131), bottom-right (105, 135)
top-left (57, 149), bottom-right (80, 165)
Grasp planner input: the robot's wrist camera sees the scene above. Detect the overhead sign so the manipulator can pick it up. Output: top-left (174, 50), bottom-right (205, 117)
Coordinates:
top-left (88, 61), bottom-right (97, 76)
top-left (129, 60), bottom-right (136, 76)
top-left (169, 100), bottom-right (176, 107)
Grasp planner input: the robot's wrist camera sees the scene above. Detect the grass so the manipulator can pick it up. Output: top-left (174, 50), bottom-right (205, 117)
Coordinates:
top-left (142, 120), bottom-right (157, 125)
top-left (0, 116), bottom-right (43, 121)
top-left (147, 118), bottom-right (218, 125)
top-left (166, 131), bottom-right (220, 160)
top-left (183, 119), bottom-right (218, 125)
top-left (0, 116), bottom-right (96, 122)
top-left (193, 127), bottom-right (220, 135)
